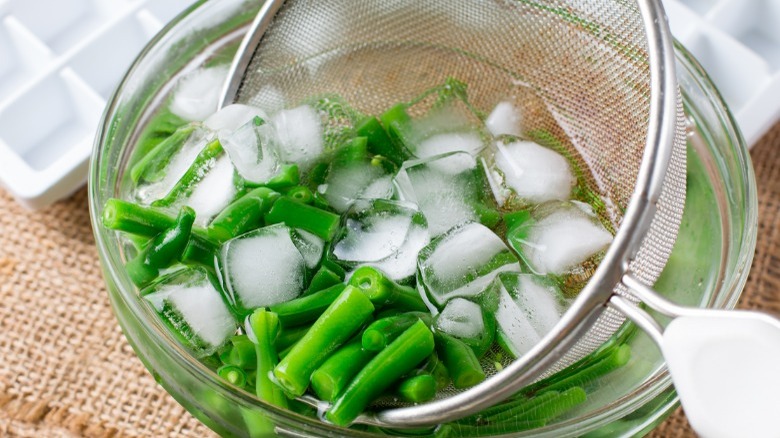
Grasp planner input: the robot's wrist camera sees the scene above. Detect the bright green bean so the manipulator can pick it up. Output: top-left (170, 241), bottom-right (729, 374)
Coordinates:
top-left (348, 266), bottom-right (427, 312)
top-left (269, 284), bottom-right (346, 327)
top-left (126, 206), bottom-right (195, 286)
top-left (274, 286), bottom-right (375, 396)
top-left (397, 373), bottom-right (436, 404)
top-left (326, 319), bottom-right (434, 426)
top-left (265, 196), bottom-right (340, 242)
top-left (435, 334), bottom-right (485, 389)
top-left (247, 309), bottom-right (288, 408)
top-left (362, 312), bottom-right (432, 351)
top-left (207, 187), bottom-right (280, 242)
top-left (310, 338), bottom-right (376, 402)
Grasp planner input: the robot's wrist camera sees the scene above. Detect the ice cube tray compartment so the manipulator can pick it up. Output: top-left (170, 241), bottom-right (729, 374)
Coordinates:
top-left (0, 0), bottom-right (194, 209)
top-left (666, 0), bottom-right (780, 146)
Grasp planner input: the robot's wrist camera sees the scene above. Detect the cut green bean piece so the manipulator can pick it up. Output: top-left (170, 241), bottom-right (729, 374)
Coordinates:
top-left (356, 117), bottom-right (405, 165)
top-left (207, 187), bottom-right (280, 242)
top-left (362, 312), bottom-right (432, 351)
top-left (348, 266), bottom-right (427, 312)
top-left (274, 286), bottom-right (375, 396)
top-left (310, 338), bottom-right (376, 402)
top-left (502, 209), bottom-right (532, 230)
top-left (422, 353), bottom-right (451, 391)
top-left (269, 284), bottom-right (346, 327)
top-left (332, 136), bottom-right (369, 166)
top-left (219, 335), bottom-right (257, 370)
top-left (102, 198), bottom-right (176, 237)
top-left (247, 309), bottom-right (288, 408)
top-left (130, 124), bottom-right (197, 184)
top-left (265, 196), bottom-right (340, 241)
top-left (380, 103), bottom-right (411, 131)
top-left (487, 387), bottom-right (586, 426)
top-left (126, 206), bottom-right (195, 286)
top-left (326, 319), bottom-right (434, 426)
top-left (397, 373), bottom-right (436, 404)
top-left (246, 164), bottom-right (300, 191)
top-left (473, 202), bottom-right (501, 229)
top-left (540, 345), bottom-right (630, 394)
top-left (181, 231), bottom-right (219, 267)
top-left (305, 264), bottom-right (344, 295)
top-left (435, 333), bottom-right (485, 389)
top-left (218, 364), bottom-right (247, 387)
top-left (275, 325), bottom-right (309, 352)
top-left (152, 139), bottom-right (223, 208)
top-left (283, 185), bottom-right (314, 205)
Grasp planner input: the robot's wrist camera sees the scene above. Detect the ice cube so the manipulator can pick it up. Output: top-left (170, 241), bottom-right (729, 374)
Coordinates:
top-left (488, 140), bottom-right (575, 206)
top-left (136, 126), bottom-right (212, 204)
top-left (218, 224), bottom-right (306, 315)
top-left (170, 66), bottom-right (229, 122)
top-left (332, 199), bottom-right (430, 281)
top-left (144, 268), bottom-right (237, 357)
top-left (485, 102), bottom-right (521, 137)
top-left (204, 104), bottom-right (268, 132)
top-left (320, 160), bottom-right (394, 213)
top-left (291, 229), bottom-right (325, 270)
top-left (272, 105), bottom-right (323, 170)
top-left (417, 222), bottom-right (521, 309)
top-left (414, 132), bottom-right (484, 161)
top-left (394, 152), bottom-right (482, 236)
top-left (435, 298), bottom-right (485, 340)
top-left (218, 117), bottom-right (282, 184)
top-left (486, 273), bottom-right (567, 358)
top-left (186, 155), bottom-right (238, 227)
top-left (508, 201), bottom-right (613, 275)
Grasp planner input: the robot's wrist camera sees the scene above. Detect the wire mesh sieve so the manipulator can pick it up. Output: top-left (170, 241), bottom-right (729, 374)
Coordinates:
top-left (220, 0), bottom-right (687, 427)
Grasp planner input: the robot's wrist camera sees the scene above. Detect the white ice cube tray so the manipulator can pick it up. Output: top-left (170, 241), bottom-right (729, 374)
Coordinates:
top-left (665, 0), bottom-right (780, 147)
top-left (0, 0), bottom-right (194, 209)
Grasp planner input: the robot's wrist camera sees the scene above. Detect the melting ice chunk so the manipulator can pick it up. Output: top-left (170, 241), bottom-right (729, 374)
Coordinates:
top-left (170, 66), bottom-right (229, 122)
top-left (218, 117), bottom-right (282, 184)
top-left (218, 224), bottom-right (306, 315)
top-left (185, 155), bottom-right (238, 227)
top-left (135, 125), bottom-right (212, 204)
top-left (320, 160), bottom-right (394, 213)
top-left (332, 199), bottom-right (430, 281)
top-left (143, 268), bottom-right (237, 357)
top-left (417, 222), bottom-right (521, 309)
top-left (435, 298), bottom-right (485, 340)
top-left (414, 132), bottom-right (484, 161)
top-left (204, 104), bottom-right (268, 132)
top-left (485, 272), bottom-right (567, 358)
top-left (291, 229), bottom-right (325, 270)
top-left (485, 102), bottom-right (521, 137)
top-left (394, 152), bottom-right (482, 237)
top-left (272, 105), bottom-right (323, 170)
top-left (508, 201), bottom-right (613, 275)
top-left (488, 140), bottom-right (575, 206)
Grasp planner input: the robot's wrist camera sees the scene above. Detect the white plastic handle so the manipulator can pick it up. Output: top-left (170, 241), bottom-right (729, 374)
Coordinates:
top-left (661, 312), bottom-right (780, 438)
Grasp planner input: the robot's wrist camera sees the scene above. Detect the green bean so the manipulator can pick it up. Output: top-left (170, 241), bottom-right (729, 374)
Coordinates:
top-left (269, 284), bottom-right (347, 327)
top-left (502, 210), bottom-right (532, 230)
top-left (348, 266), bottom-right (427, 312)
top-left (304, 264), bottom-right (345, 296)
top-left (487, 387), bottom-right (586, 426)
top-left (219, 335), bottom-right (257, 370)
top-left (356, 116), bottom-right (406, 165)
top-left (397, 373), bottom-right (436, 404)
top-left (180, 231), bottom-right (219, 267)
top-left (473, 202), bottom-right (501, 229)
top-left (332, 136), bottom-right (369, 166)
top-left (274, 286), bottom-right (375, 396)
top-left (246, 164), bottom-right (300, 191)
top-left (217, 364), bottom-right (247, 387)
top-left (265, 196), bottom-right (341, 242)
top-left (283, 185), bottom-right (314, 205)
top-left (312, 192), bottom-right (331, 211)
top-left (152, 139), bottom-right (223, 208)
top-left (247, 309), bottom-right (288, 408)
top-left (207, 187), bottom-right (280, 242)
top-left (130, 124), bottom-right (198, 184)
top-left (326, 319), bottom-right (434, 426)
top-left (310, 338), bottom-right (376, 402)
top-left (362, 312), bottom-right (432, 351)
top-left (102, 198), bottom-right (176, 237)
top-left (435, 334), bottom-right (485, 389)
top-left (380, 103), bottom-right (411, 131)
top-left (275, 325), bottom-right (310, 352)
top-left (126, 206), bottom-right (195, 286)
top-left (421, 353), bottom-right (451, 391)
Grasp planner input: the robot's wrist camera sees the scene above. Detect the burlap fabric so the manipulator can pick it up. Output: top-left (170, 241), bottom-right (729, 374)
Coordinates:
top-left (1, 124), bottom-right (778, 437)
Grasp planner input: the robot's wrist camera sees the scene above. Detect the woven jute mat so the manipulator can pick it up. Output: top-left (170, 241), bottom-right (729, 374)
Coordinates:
top-left (1, 125), bottom-right (778, 438)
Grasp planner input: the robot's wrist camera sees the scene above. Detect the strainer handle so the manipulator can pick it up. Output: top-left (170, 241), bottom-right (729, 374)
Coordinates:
top-left (613, 276), bottom-right (780, 438)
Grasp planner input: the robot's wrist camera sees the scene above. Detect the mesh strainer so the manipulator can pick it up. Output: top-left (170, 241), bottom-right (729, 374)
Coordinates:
top-left (217, 1), bottom-right (780, 435)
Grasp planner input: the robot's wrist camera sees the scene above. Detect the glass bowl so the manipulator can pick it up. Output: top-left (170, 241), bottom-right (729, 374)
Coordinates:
top-left (88, 1), bottom-right (757, 436)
